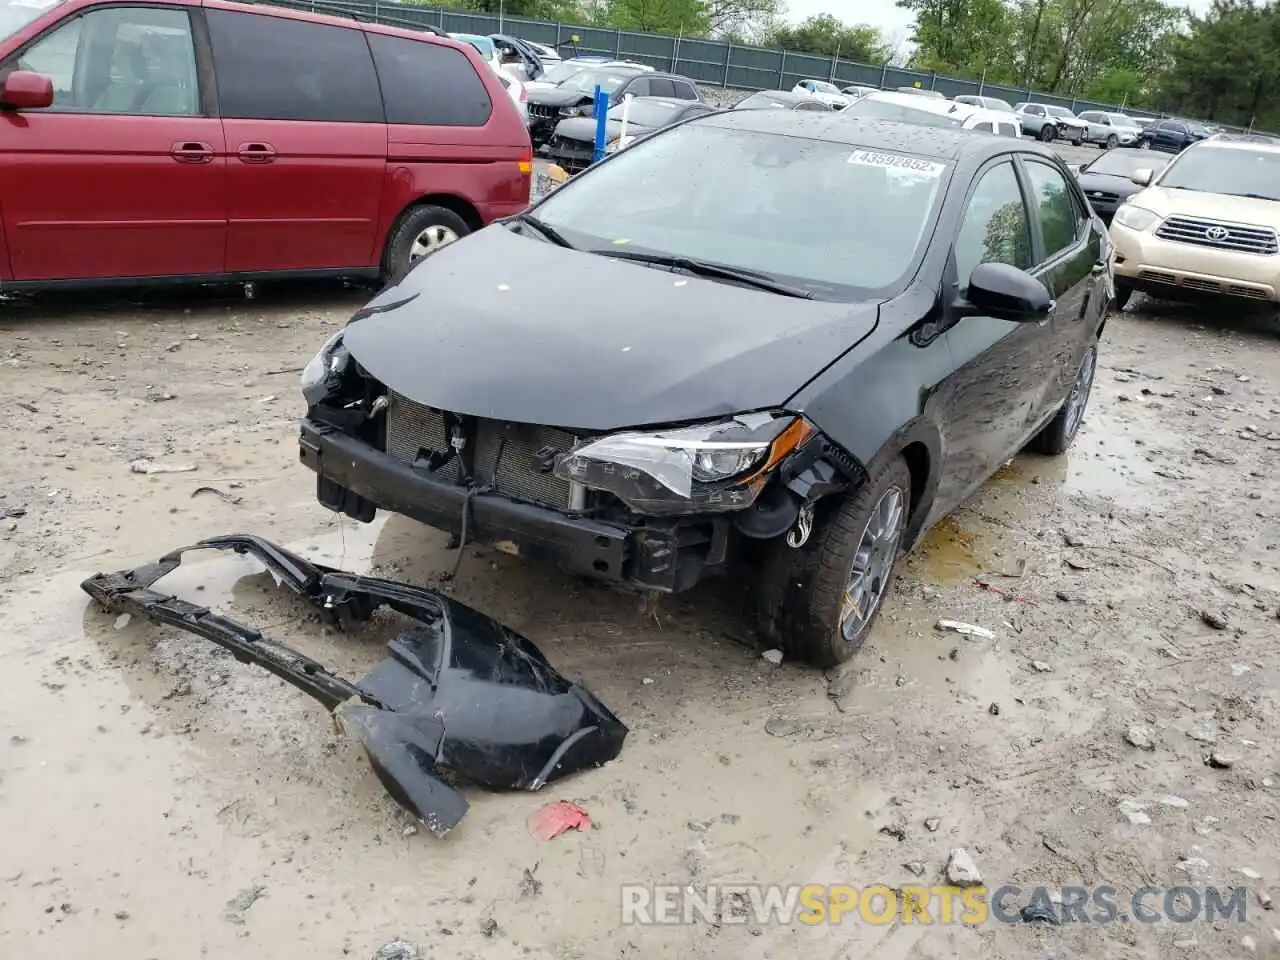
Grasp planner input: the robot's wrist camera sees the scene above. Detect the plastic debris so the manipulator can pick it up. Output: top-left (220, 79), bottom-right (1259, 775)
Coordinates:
top-left (130, 459), bottom-right (196, 475)
top-left (935, 619), bottom-right (994, 640)
top-left (528, 800), bottom-right (592, 841)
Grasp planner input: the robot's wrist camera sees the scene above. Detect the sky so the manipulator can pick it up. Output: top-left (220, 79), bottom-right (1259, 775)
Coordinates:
top-left (783, 0), bottom-right (1216, 49)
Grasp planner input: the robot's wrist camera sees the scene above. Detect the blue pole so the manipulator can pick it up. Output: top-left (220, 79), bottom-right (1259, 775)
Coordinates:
top-left (592, 85), bottom-right (610, 163)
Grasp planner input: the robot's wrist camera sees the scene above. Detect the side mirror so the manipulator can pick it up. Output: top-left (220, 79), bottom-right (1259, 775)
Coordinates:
top-left (1130, 167), bottom-right (1153, 186)
top-left (964, 262), bottom-right (1054, 322)
top-left (0, 70), bottom-right (54, 110)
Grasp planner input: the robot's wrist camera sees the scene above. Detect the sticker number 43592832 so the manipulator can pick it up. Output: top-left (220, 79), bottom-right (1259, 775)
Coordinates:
top-left (846, 149), bottom-right (946, 177)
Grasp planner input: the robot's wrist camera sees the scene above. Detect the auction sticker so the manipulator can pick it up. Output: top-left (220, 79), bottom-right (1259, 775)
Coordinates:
top-left (847, 149), bottom-right (945, 177)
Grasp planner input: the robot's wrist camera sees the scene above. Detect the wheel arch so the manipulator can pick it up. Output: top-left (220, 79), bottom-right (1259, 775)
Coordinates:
top-left (852, 418), bottom-right (943, 551)
top-left (397, 193), bottom-right (484, 233)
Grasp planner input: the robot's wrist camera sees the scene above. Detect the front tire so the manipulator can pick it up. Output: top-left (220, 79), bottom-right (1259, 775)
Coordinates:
top-left (1071, 130), bottom-right (1083, 146)
top-left (381, 204), bottom-right (471, 285)
top-left (1028, 344), bottom-right (1097, 456)
top-left (757, 457), bottom-right (912, 668)
top-left (1105, 134), bottom-right (1118, 149)
top-left (1038, 124), bottom-right (1057, 142)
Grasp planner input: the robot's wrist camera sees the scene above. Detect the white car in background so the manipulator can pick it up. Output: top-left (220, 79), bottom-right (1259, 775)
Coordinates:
top-left (449, 33), bottom-right (527, 119)
top-left (497, 72), bottom-right (528, 123)
top-left (793, 79), bottom-right (851, 109)
top-left (848, 90), bottom-right (1021, 138)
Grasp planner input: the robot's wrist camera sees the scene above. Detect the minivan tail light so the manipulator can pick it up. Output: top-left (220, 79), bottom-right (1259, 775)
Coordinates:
top-left (518, 147), bottom-right (533, 176)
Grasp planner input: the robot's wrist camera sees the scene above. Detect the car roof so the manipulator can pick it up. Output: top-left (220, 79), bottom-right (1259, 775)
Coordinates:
top-left (694, 111), bottom-right (1055, 162)
top-left (741, 89), bottom-right (808, 102)
top-left (1195, 134), bottom-right (1280, 154)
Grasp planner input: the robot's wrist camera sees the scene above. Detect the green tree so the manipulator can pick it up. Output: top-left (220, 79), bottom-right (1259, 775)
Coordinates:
top-left (764, 14), bottom-right (892, 62)
top-left (594, 0), bottom-right (710, 33)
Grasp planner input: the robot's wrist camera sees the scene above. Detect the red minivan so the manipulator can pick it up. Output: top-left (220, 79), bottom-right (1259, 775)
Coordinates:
top-left (0, 0), bottom-right (532, 288)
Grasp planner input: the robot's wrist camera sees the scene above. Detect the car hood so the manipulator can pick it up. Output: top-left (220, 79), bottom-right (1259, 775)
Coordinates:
top-left (1078, 171), bottom-right (1145, 194)
top-left (1130, 186), bottom-right (1280, 228)
top-left (1052, 115), bottom-right (1087, 128)
top-left (528, 87), bottom-right (593, 107)
top-left (554, 117), bottom-right (653, 142)
top-left (342, 227), bottom-right (880, 432)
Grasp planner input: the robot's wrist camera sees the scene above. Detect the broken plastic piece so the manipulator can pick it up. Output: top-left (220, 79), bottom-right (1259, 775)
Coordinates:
top-left (80, 534), bottom-right (628, 838)
top-left (527, 800), bottom-right (592, 840)
top-left (934, 619), bottom-right (995, 640)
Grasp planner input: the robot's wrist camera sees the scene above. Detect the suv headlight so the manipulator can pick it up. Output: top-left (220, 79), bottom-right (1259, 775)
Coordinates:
top-left (553, 413), bottom-right (814, 516)
top-left (1113, 204), bottom-right (1161, 232)
top-left (559, 105), bottom-right (586, 117)
top-left (300, 330), bottom-right (350, 406)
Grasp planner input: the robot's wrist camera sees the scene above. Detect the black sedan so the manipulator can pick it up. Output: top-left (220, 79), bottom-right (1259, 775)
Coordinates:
top-left (733, 89), bottom-right (834, 112)
top-left (298, 112), bottom-right (1112, 669)
top-left (1137, 118), bottom-right (1210, 153)
top-left (546, 97), bottom-right (716, 173)
top-left (1072, 147), bottom-right (1171, 223)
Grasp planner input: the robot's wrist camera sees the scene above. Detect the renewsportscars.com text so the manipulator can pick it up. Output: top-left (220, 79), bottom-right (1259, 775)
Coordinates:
top-left (621, 884), bottom-right (1251, 926)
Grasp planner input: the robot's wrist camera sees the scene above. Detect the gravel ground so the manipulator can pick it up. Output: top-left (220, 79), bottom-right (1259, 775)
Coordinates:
top-left (2, 265), bottom-right (1279, 957)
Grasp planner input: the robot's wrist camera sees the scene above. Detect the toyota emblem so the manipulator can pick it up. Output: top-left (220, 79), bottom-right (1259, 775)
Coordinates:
top-left (1205, 225), bottom-right (1230, 241)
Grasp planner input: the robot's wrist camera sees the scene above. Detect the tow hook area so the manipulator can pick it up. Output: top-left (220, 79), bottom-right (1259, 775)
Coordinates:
top-left (787, 502), bottom-right (814, 548)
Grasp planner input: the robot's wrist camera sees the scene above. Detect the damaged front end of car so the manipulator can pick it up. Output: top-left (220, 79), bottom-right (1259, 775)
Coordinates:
top-left (299, 327), bottom-right (869, 594)
top-left (81, 534), bottom-right (628, 838)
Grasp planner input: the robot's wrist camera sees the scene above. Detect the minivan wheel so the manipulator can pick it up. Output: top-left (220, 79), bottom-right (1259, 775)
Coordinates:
top-left (1039, 125), bottom-right (1056, 142)
top-left (382, 204), bottom-right (471, 284)
top-left (1105, 133), bottom-right (1119, 149)
top-left (1027, 344), bottom-right (1097, 456)
top-left (757, 457), bottom-right (912, 669)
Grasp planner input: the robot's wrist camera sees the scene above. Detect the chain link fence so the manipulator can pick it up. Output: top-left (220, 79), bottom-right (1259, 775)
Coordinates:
top-left (261, 0), bottom-right (1250, 130)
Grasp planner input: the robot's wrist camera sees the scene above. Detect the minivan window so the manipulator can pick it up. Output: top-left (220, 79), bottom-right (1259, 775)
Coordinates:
top-left (368, 33), bottom-right (492, 126)
top-left (10, 6), bottom-right (198, 115)
top-left (0, 0), bottom-right (63, 45)
top-left (529, 125), bottom-right (949, 299)
top-left (206, 10), bottom-right (382, 123)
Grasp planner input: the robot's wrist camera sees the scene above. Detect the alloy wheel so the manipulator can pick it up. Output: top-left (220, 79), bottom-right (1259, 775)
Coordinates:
top-left (839, 486), bottom-right (906, 641)
top-left (1063, 347), bottom-right (1097, 438)
top-left (409, 224), bottom-right (460, 263)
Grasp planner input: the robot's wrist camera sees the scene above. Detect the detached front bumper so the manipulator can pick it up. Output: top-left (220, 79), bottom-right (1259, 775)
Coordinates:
top-left (1110, 221), bottom-right (1280, 302)
top-left (299, 420), bottom-right (729, 592)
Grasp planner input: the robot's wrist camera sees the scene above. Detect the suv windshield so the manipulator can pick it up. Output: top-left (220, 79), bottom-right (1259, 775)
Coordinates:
top-left (807, 80), bottom-right (839, 94)
top-left (608, 99), bottom-right (683, 127)
top-left (1045, 106), bottom-right (1076, 119)
top-left (542, 62), bottom-right (587, 84)
top-left (560, 69), bottom-right (636, 94)
top-left (527, 125), bottom-right (949, 300)
top-left (1159, 146), bottom-right (1280, 200)
top-left (1, 0), bottom-right (61, 44)
top-left (844, 98), bottom-right (962, 128)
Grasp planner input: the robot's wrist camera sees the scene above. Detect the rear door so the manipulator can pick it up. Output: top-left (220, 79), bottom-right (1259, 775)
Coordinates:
top-left (0, 2), bottom-right (225, 281)
top-left (1015, 156), bottom-right (1101, 429)
top-left (205, 6), bottom-right (386, 273)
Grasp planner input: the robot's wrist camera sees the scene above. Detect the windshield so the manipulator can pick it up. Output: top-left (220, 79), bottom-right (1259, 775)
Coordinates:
top-left (736, 93), bottom-right (791, 109)
top-left (1085, 150), bottom-right (1169, 177)
top-left (1045, 106), bottom-right (1076, 119)
top-left (542, 62), bottom-right (587, 84)
top-left (528, 125), bottom-right (948, 299)
top-left (1107, 114), bottom-right (1139, 128)
top-left (0, 0), bottom-right (61, 44)
top-left (450, 34), bottom-right (495, 60)
top-left (1159, 147), bottom-right (1280, 200)
top-left (807, 80), bottom-right (839, 94)
top-left (608, 99), bottom-right (682, 127)
top-left (983, 97), bottom-right (1012, 111)
top-left (1189, 124), bottom-right (1209, 136)
top-left (845, 98), bottom-right (962, 128)
top-left (560, 69), bottom-right (634, 94)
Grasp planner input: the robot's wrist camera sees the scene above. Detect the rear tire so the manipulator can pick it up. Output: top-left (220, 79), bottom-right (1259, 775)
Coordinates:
top-left (381, 204), bottom-right (472, 285)
top-left (756, 457), bottom-right (912, 669)
top-left (1028, 344), bottom-right (1097, 456)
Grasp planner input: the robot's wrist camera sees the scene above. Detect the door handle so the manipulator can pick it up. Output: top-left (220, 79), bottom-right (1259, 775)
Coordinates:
top-left (237, 142), bottom-right (277, 163)
top-left (171, 141), bottom-right (214, 163)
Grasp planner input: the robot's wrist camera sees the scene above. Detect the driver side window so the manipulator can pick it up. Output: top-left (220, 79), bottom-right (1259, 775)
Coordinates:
top-left (9, 6), bottom-right (198, 116)
top-left (953, 161), bottom-right (1032, 291)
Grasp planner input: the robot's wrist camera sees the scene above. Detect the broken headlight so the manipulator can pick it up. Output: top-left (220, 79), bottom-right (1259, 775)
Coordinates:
top-left (300, 329), bottom-right (350, 406)
top-left (553, 413), bottom-right (814, 516)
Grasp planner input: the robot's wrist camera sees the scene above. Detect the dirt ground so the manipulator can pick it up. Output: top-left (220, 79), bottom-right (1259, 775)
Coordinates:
top-left (2, 282), bottom-right (1279, 960)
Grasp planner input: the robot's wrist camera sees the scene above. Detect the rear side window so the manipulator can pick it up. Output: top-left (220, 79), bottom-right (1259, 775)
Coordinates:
top-left (207, 10), bottom-right (382, 123)
top-left (1024, 160), bottom-right (1081, 259)
top-left (368, 33), bottom-right (492, 126)
top-left (971, 120), bottom-right (994, 133)
top-left (673, 80), bottom-right (698, 100)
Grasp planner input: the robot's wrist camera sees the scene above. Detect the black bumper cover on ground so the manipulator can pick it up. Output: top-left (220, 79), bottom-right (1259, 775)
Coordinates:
top-left (80, 534), bottom-right (628, 838)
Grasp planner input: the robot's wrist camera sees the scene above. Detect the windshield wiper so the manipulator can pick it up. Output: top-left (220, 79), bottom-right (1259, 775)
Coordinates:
top-left (590, 249), bottom-right (816, 299)
top-left (512, 213), bottom-right (575, 249)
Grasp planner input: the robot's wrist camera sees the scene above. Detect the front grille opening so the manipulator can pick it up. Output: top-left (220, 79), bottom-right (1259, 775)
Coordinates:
top-left (384, 392), bottom-right (586, 511)
top-left (1155, 216), bottom-right (1279, 255)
